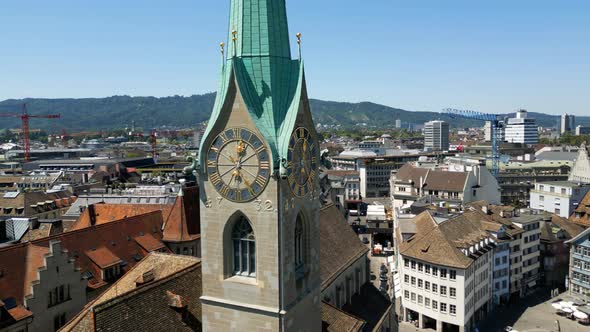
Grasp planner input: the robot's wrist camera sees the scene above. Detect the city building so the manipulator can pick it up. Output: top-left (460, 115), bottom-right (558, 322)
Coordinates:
top-left (320, 203), bottom-right (397, 331)
top-left (570, 190), bottom-right (590, 228)
top-left (539, 215), bottom-right (584, 289)
top-left (565, 228), bottom-right (590, 300)
top-left (396, 119), bottom-right (402, 129)
top-left (569, 144), bottom-right (590, 184)
top-left (561, 113), bottom-right (576, 134)
top-left (396, 210), bottom-right (494, 332)
top-left (391, 163), bottom-right (500, 211)
top-left (495, 160), bottom-right (572, 206)
top-left (62, 185), bottom-right (178, 221)
top-left (529, 181), bottom-right (590, 218)
top-left (0, 190), bottom-right (75, 220)
top-left (60, 252), bottom-right (202, 332)
top-left (466, 202), bottom-right (542, 300)
top-left (504, 110), bottom-right (538, 145)
top-left (484, 121), bottom-right (505, 143)
top-left (0, 212), bottom-right (168, 332)
top-left (575, 125), bottom-right (590, 136)
top-left (424, 120), bottom-right (450, 151)
top-left (329, 150), bottom-right (451, 198)
top-left (320, 170), bottom-right (361, 214)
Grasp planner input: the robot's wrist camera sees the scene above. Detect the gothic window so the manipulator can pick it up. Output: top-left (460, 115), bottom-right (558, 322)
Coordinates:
top-left (295, 215), bottom-right (305, 272)
top-left (232, 217), bottom-right (256, 277)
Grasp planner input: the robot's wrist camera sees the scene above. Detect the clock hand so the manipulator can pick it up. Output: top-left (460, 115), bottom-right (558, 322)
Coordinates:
top-left (241, 167), bottom-right (257, 179)
top-left (220, 166), bottom-right (236, 178)
top-left (244, 178), bottom-right (256, 196)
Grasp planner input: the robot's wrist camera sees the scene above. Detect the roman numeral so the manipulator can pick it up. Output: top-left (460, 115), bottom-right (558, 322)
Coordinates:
top-left (298, 128), bottom-right (305, 138)
top-left (219, 132), bottom-right (229, 143)
top-left (260, 161), bottom-right (270, 170)
top-left (255, 175), bottom-right (267, 187)
top-left (256, 146), bottom-right (266, 154)
top-left (210, 172), bottom-right (221, 185)
top-left (232, 128), bottom-right (240, 138)
top-left (207, 160), bottom-right (217, 168)
top-left (235, 190), bottom-right (242, 201)
top-left (220, 185), bottom-right (230, 197)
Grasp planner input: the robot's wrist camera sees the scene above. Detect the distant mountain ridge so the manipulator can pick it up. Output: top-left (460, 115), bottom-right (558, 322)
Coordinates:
top-left (0, 94), bottom-right (587, 131)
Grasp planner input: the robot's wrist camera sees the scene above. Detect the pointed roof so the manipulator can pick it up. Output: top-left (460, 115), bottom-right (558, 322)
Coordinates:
top-left (162, 186), bottom-right (200, 243)
top-left (201, 0), bottom-right (307, 167)
top-left (227, 0), bottom-right (291, 59)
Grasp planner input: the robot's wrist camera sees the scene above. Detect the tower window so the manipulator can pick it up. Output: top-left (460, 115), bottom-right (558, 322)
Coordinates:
top-left (295, 215), bottom-right (305, 277)
top-left (232, 217), bottom-right (256, 277)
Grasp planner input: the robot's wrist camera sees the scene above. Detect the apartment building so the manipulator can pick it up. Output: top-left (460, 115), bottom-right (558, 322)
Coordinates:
top-left (396, 211), bottom-right (494, 332)
top-left (566, 228), bottom-right (590, 300)
top-left (424, 120), bottom-right (450, 151)
top-left (467, 203), bottom-right (542, 300)
top-left (530, 181), bottom-right (590, 218)
top-left (391, 163), bottom-right (500, 211)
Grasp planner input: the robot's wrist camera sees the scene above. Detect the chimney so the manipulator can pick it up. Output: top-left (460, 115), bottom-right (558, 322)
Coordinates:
top-left (88, 204), bottom-right (97, 226)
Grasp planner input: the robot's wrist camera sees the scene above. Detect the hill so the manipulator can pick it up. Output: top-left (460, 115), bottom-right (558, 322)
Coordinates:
top-left (0, 95), bottom-right (586, 131)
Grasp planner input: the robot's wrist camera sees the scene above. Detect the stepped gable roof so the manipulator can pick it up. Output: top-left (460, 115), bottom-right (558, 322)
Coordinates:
top-left (200, 0), bottom-right (307, 167)
top-left (60, 252), bottom-right (201, 332)
top-left (400, 211), bottom-right (491, 268)
top-left (162, 186), bottom-right (200, 243)
top-left (320, 203), bottom-right (369, 289)
top-left (322, 302), bottom-right (365, 332)
top-left (0, 210), bottom-right (167, 302)
top-left (0, 243), bottom-right (50, 305)
top-left (71, 203), bottom-right (171, 231)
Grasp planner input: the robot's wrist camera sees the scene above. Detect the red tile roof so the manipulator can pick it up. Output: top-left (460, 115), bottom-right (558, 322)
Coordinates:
top-left (134, 234), bottom-right (166, 252)
top-left (162, 186), bottom-right (200, 243)
top-left (71, 204), bottom-right (171, 231)
top-left (85, 247), bottom-right (122, 269)
top-left (0, 210), bottom-right (168, 305)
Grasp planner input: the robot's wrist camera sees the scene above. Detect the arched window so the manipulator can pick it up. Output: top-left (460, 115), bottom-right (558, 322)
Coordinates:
top-left (295, 216), bottom-right (304, 269)
top-left (232, 217), bottom-right (256, 277)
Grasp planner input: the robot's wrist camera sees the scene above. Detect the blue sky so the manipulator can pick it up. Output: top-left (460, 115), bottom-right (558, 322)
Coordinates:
top-left (0, 0), bottom-right (588, 115)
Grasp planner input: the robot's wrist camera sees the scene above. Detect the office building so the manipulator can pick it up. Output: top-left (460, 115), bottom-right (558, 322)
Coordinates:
top-left (424, 120), bottom-right (450, 151)
top-left (504, 110), bottom-right (538, 145)
top-left (566, 228), bottom-right (590, 300)
top-left (576, 126), bottom-right (590, 136)
top-left (396, 119), bottom-right (402, 129)
top-left (561, 113), bottom-right (576, 134)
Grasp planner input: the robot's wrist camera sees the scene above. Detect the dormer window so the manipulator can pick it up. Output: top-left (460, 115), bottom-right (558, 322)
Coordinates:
top-left (103, 265), bottom-right (121, 281)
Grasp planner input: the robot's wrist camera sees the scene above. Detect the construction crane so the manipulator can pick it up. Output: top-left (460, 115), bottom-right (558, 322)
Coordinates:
top-left (150, 129), bottom-right (158, 159)
top-left (444, 108), bottom-right (501, 178)
top-left (0, 104), bottom-right (60, 162)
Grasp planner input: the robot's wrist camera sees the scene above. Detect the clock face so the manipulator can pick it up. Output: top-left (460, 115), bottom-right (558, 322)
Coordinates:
top-left (206, 128), bottom-right (270, 202)
top-left (287, 127), bottom-right (318, 197)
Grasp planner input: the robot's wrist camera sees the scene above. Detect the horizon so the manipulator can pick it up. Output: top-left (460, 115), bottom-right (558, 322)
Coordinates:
top-left (1, 0), bottom-right (589, 116)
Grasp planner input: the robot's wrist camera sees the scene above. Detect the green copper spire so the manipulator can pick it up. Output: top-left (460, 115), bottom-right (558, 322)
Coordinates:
top-left (201, 0), bottom-right (308, 169)
top-left (228, 0), bottom-right (291, 59)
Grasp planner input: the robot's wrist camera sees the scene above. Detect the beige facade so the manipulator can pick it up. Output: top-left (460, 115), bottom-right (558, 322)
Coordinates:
top-left (199, 77), bottom-right (322, 331)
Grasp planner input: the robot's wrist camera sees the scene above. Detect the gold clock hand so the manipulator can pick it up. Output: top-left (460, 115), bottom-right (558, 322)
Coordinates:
top-left (244, 178), bottom-right (255, 196)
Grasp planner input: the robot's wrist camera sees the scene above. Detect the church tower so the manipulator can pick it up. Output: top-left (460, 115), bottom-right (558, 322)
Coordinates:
top-left (198, 1), bottom-right (321, 331)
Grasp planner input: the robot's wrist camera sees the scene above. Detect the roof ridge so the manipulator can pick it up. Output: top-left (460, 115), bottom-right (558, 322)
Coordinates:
top-left (29, 210), bottom-right (163, 246)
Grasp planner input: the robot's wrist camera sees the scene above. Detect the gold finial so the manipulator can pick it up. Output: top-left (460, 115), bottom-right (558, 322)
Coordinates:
top-left (232, 30), bottom-right (237, 42)
top-left (296, 32), bottom-right (302, 60)
top-left (220, 42), bottom-right (225, 56)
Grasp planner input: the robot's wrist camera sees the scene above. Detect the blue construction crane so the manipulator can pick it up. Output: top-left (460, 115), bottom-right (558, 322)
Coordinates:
top-left (443, 108), bottom-right (501, 178)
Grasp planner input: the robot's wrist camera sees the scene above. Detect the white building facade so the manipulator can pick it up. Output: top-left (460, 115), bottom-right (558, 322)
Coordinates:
top-left (530, 181), bottom-right (590, 218)
top-left (504, 110), bottom-right (538, 145)
top-left (424, 120), bottom-right (450, 152)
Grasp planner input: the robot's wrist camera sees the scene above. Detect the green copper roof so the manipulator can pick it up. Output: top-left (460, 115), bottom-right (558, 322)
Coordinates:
top-left (228, 0), bottom-right (291, 59)
top-left (201, 0), bottom-right (306, 169)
